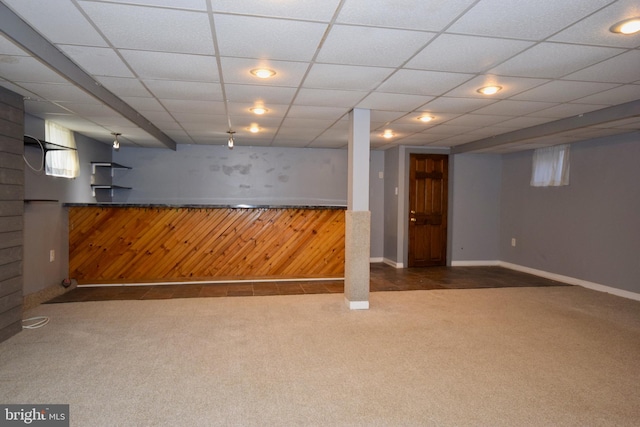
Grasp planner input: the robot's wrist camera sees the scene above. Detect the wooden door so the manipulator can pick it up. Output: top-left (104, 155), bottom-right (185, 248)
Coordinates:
top-left (408, 154), bottom-right (448, 267)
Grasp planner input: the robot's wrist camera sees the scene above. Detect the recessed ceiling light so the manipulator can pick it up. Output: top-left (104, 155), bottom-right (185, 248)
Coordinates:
top-left (418, 115), bottom-right (434, 123)
top-left (250, 107), bottom-right (268, 115)
top-left (248, 124), bottom-right (260, 133)
top-left (610, 17), bottom-right (640, 34)
top-left (383, 129), bottom-right (395, 139)
top-left (477, 85), bottom-right (502, 95)
top-left (250, 68), bottom-right (276, 79)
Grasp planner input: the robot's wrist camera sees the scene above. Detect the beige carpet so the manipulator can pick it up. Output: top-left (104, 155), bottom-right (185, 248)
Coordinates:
top-left (1, 286), bottom-right (639, 426)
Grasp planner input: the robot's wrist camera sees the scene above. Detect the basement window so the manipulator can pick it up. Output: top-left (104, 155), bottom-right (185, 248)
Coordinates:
top-left (45, 120), bottom-right (80, 178)
top-left (530, 144), bottom-right (570, 187)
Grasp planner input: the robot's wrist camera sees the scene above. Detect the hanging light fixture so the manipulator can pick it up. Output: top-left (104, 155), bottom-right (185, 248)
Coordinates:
top-left (227, 130), bottom-right (235, 149)
top-left (111, 132), bottom-right (121, 151)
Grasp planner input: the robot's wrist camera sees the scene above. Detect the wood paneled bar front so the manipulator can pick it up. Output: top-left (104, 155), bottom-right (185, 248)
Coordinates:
top-left (66, 204), bottom-right (346, 285)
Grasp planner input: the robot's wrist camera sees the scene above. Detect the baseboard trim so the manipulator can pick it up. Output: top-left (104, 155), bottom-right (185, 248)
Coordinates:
top-left (370, 257), bottom-right (384, 263)
top-left (346, 299), bottom-right (369, 310)
top-left (450, 260), bottom-right (501, 267)
top-left (79, 277), bottom-right (345, 288)
top-left (498, 261), bottom-right (640, 302)
top-left (382, 258), bottom-right (404, 268)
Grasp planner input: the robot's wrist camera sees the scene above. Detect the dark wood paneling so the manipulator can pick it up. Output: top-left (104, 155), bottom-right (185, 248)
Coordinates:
top-left (0, 86), bottom-right (23, 344)
top-left (69, 207), bottom-right (345, 284)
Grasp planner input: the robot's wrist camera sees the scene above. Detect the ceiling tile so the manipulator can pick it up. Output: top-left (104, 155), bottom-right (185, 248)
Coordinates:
top-left (549, 0), bottom-right (640, 48)
top-left (406, 34), bottom-right (534, 73)
top-left (304, 64), bottom-right (393, 91)
top-left (79, 2), bottom-right (213, 54)
top-left (214, 15), bottom-right (327, 61)
top-left (563, 50), bottom-right (640, 83)
top-left (23, 99), bottom-right (72, 115)
top-left (94, 0), bottom-right (207, 11)
top-left (162, 100), bottom-right (226, 115)
top-left (336, 0), bottom-right (477, 31)
top-left (488, 43), bottom-right (624, 79)
top-left (19, 83), bottom-right (97, 103)
top-left (357, 93), bottom-right (433, 111)
top-left (225, 84), bottom-right (297, 105)
top-left (527, 103), bottom-right (610, 118)
top-left (294, 88), bottom-right (368, 108)
top-left (377, 69), bottom-right (474, 96)
top-left (573, 84), bottom-right (640, 105)
top-left (58, 45), bottom-right (134, 78)
top-left (212, 0), bottom-right (341, 21)
top-left (3, 0), bottom-right (108, 46)
top-left (471, 100), bottom-right (559, 116)
top-left (316, 25), bottom-right (435, 67)
top-left (441, 114), bottom-right (511, 127)
top-left (419, 96), bottom-right (498, 113)
top-left (143, 80), bottom-right (222, 101)
top-left (511, 80), bottom-right (620, 103)
top-left (286, 105), bottom-right (349, 120)
top-left (0, 35), bottom-right (30, 56)
top-left (120, 96), bottom-right (166, 112)
top-left (447, 0), bottom-right (615, 40)
top-left (0, 56), bottom-right (69, 84)
top-left (95, 77), bottom-right (153, 98)
top-left (119, 50), bottom-right (218, 81)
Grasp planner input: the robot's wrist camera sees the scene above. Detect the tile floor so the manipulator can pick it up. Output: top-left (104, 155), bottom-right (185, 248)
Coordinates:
top-left (45, 264), bottom-right (568, 303)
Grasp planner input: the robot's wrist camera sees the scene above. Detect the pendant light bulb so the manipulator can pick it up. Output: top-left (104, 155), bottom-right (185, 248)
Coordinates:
top-left (111, 132), bottom-right (121, 151)
top-left (227, 130), bottom-right (235, 149)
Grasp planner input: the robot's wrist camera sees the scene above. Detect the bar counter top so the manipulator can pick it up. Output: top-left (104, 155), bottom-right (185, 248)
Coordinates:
top-left (64, 203), bottom-right (346, 210)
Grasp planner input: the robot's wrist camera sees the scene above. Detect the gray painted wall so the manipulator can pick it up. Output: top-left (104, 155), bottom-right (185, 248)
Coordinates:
top-left (500, 132), bottom-right (640, 293)
top-left (383, 146), bottom-right (399, 263)
top-left (113, 144), bottom-right (385, 258)
top-left (23, 115), bottom-right (111, 296)
top-left (450, 153), bottom-right (501, 262)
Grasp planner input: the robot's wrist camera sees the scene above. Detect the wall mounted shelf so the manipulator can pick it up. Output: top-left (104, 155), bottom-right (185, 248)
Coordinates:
top-left (91, 185), bottom-right (132, 197)
top-left (91, 162), bottom-right (132, 176)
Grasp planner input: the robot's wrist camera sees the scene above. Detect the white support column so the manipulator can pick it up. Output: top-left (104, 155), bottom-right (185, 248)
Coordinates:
top-left (345, 108), bottom-right (371, 310)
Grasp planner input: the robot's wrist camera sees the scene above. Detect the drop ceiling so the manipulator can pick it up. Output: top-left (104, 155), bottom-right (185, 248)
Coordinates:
top-left (0, 0), bottom-right (639, 152)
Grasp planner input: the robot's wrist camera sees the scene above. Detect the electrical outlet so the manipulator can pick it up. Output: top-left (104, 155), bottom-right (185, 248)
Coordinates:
top-left (511, 238), bottom-right (516, 247)
top-left (50, 249), bottom-right (55, 262)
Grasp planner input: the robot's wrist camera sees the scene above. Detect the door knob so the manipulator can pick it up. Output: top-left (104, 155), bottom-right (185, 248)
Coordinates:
top-left (410, 218), bottom-right (416, 222)
top-left (410, 210), bottom-right (416, 214)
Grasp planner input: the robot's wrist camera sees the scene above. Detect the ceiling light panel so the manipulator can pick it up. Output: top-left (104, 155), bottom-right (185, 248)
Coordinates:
top-left (336, 0), bottom-right (477, 31)
top-left (444, 75), bottom-right (550, 99)
top-left (406, 34), bottom-right (534, 73)
top-left (213, 15), bottom-right (327, 61)
top-left (119, 50), bottom-right (219, 81)
top-left (212, 0), bottom-right (341, 21)
top-left (220, 57), bottom-right (308, 86)
top-left (316, 25), bottom-right (436, 67)
top-left (447, 0), bottom-right (615, 40)
top-left (78, 2), bottom-right (214, 54)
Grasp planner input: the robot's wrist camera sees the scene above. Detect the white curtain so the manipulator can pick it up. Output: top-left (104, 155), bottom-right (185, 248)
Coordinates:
top-left (45, 121), bottom-right (80, 178)
top-left (530, 144), bottom-right (570, 187)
